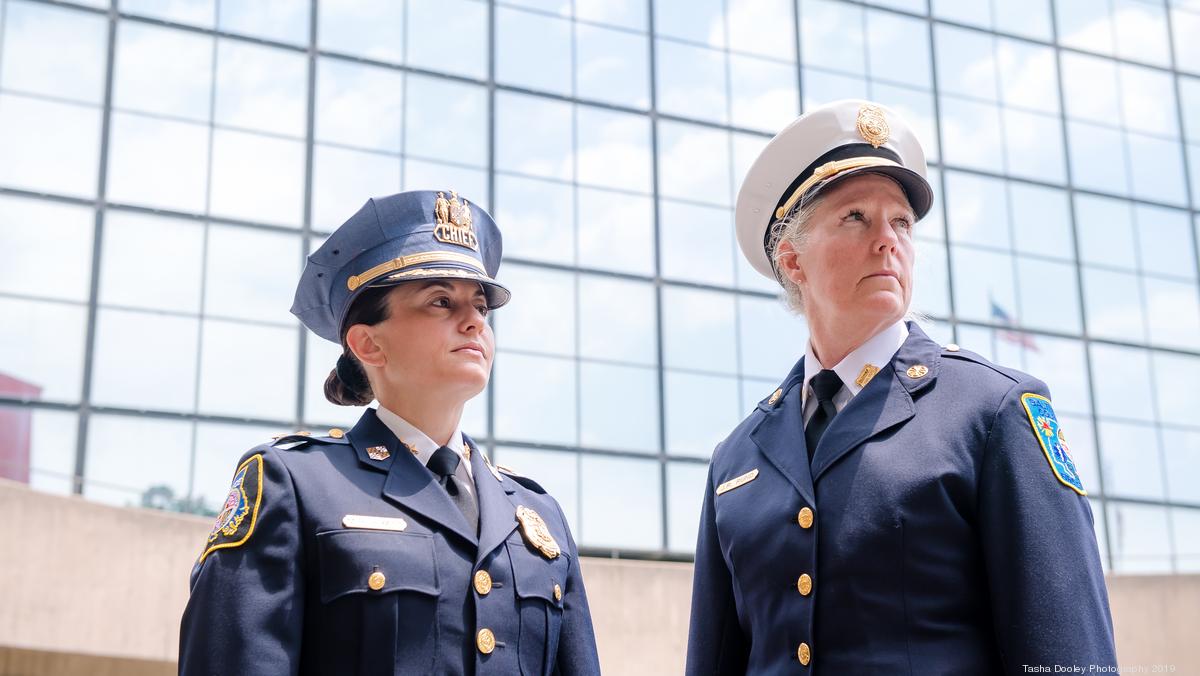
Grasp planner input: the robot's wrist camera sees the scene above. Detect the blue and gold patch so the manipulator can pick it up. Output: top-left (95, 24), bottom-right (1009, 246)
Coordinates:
top-left (199, 454), bottom-right (264, 563)
top-left (1020, 393), bottom-right (1086, 496)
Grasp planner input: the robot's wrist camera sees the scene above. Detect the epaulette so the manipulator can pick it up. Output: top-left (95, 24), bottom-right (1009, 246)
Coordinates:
top-left (270, 428), bottom-right (352, 450)
top-left (939, 343), bottom-right (1022, 384)
top-left (497, 465), bottom-right (547, 494)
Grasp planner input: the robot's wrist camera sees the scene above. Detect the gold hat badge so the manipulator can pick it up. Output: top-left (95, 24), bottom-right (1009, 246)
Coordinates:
top-left (434, 190), bottom-right (479, 251)
top-left (516, 505), bottom-right (561, 559)
top-left (856, 104), bottom-right (890, 148)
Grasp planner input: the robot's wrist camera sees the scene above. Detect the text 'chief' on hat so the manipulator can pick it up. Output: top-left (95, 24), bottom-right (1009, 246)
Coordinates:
top-left (291, 190), bottom-right (511, 343)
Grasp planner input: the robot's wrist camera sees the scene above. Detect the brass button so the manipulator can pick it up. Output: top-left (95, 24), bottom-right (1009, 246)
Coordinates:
top-left (798, 642), bottom-right (811, 666)
top-left (945, 343), bottom-right (960, 352)
top-left (797, 507), bottom-right (814, 529)
top-left (297, 430), bottom-right (312, 436)
top-left (328, 427), bottom-right (345, 438)
top-left (553, 583), bottom-right (562, 602)
top-left (474, 570), bottom-right (492, 596)
top-left (477, 628), bottom-right (496, 654)
top-left (367, 571), bottom-right (386, 591)
top-left (797, 573), bottom-right (812, 596)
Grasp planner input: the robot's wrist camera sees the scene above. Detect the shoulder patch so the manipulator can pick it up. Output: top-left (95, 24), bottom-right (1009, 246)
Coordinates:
top-left (498, 466), bottom-right (547, 494)
top-left (199, 454), bottom-right (265, 563)
top-left (1020, 393), bottom-right (1086, 496)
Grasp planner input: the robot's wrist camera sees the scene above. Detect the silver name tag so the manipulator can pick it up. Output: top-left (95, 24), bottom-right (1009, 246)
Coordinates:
top-left (342, 514), bottom-right (408, 532)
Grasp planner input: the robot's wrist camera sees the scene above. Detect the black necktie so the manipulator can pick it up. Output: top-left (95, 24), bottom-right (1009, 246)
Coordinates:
top-left (805, 369), bottom-right (843, 465)
top-left (427, 446), bottom-right (479, 533)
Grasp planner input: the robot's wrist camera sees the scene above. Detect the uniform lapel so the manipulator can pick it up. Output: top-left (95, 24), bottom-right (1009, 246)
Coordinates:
top-left (810, 322), bottom-right (941, 482)
top-left (348, 409), bottom-right (479, 546)
top-left (467, 438), bottom-right (521, 565)
top-left (748, 356), bottom-right (817, 507)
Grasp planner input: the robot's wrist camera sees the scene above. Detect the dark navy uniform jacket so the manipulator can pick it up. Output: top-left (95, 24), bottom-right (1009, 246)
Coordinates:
top-left (686, 323), bottom-right (1117, 675)
top-left (180, 408), bottom-right (601, 676)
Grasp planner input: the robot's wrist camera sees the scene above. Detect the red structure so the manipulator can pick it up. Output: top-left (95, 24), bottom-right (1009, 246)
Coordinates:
top-left (0, 373), bottom-right (41, 484)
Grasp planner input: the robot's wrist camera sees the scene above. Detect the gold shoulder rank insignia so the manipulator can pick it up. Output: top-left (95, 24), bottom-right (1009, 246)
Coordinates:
top-left (199, 454), bottom-right (264, 563)
top-left (516, 505), bottom-right (560, 559)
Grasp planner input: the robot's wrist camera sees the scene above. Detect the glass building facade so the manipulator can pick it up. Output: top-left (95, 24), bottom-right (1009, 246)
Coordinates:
top-left (1, 0), bottom-right (1198, 570)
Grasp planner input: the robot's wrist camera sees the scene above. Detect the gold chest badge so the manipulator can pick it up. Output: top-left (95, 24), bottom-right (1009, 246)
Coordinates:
top-left (433, 190), bottom-right (479, 251)
top-left (856, 104), bottom-right (890, 148)
top-left (516, 505), bottom-right (561, 559)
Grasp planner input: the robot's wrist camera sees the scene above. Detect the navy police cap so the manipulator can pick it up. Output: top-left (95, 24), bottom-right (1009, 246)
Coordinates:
top-left (291, 190), bottom-right (511, 344)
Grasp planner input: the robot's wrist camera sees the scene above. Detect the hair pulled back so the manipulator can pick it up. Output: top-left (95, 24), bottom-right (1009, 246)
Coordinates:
top-left (323, 285), bottom-right (394, 406)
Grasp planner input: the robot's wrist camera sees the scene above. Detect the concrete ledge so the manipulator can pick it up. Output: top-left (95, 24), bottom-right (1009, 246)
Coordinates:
top-left (1, 478), bottom-right (1197, 675)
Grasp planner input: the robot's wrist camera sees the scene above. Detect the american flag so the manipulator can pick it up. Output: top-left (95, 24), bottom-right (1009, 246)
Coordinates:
top-left (990, 299), bottom-right (1038, 351)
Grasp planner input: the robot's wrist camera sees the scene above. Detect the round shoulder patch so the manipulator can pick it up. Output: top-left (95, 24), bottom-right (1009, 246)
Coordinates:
top-left (1020, 393), bottom-right (1086, 496)
top-left (199, 454), bottom-right (265, 563)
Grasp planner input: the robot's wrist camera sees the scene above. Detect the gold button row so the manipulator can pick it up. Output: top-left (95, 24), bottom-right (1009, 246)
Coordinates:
top-left (477, 628), bottom-right (496, 654)
top-left (797, 507), bottom-right (814, 529)
top-left (798, 642), bottom-right (811, 666)
top-left (796, 573), bottom-right (812, 596)
top-left (474, 570), bottom-right (492, 596)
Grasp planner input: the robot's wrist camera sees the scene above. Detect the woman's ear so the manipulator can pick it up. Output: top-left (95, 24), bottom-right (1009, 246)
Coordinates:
top-left (775, 240), bottom-right (806, 286)
top-left (346, 324), bottom-right (386, 368)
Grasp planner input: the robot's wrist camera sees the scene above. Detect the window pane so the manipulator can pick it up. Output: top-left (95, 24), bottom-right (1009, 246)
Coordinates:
top-left (311, 145), bottom-right (402, 232)
top-left (1066, 121), bottom-right (1128, 196)
top-left (0, 94), bottom-right (101, 199)
top-left (204, 226), bottom-right (301, 325)
top-left (495, 92), bottom-right (573, 179)
top-left (406, 0), bottom-right (487, 79)
top-left (662, 287), bottom-right (737, 372)
top-left (994, 0), bottom-right (1052, 40)
top-left (403, 160), bottom-right (488, 203)
top-left (728, 54), bottom-right (798, 133)
top-left (1162, 429), bottom-right (1200, 504)
top-left (496, 265), bottom-right (576, 357)
top-left (318, 0), bottom-right (404, 63)
top-left (867, 10), bottom-right (930, 90)
top-left (1, 0), bottom-right (107, 104)
top-left (727, 0), bottom-right (795, 58)
top-left (579, 362), bottom-right (658, 453)
top-left (1075, 195), bottom-right (1135, 270)
top-left (1055, 0), bottom-right (1114, 55)
top-left (656, 121), bottom-right (731, 205)
top-left (217, 0), bottom-right (309, 45)
top-left (1061, 53), bottom-right (1119, 124)
top-left (803, 69), bottom-right (868, 110)
top-left (578, 276), bottom-right (657, 365)
top-left (1024, 336), bottom-right (1091, 416)
top-left (660, 201), bottom-right (735, 286)
top-left (738, 296), bottom-right (806, 380)
top-left (945, 171), bottom-right (1010, 250)
top-left (197, 320), bottom-right (298, 420)
top-left (1112, 0), bottom-right (1171, 67)
top-left (655, 40), bottom-right (728, 124)
top-left (580, 454), bottom-right (661, 550)
top-left (192, 421), bottom-right (280, 513)
top-left (405, 75), bottom-right (487, 167)
top-left (950, 246), bottom-right (1015, 323)
top-left (575, 23), bottom-right (650, 108)
top-left (1135, 205), bottom-right (1196, 280)
top-left (0, 407), bottom-right (77, 494)
top-left (576, 0), bottom-right (647, 31)
top-left (214, 40), bottom-right (307, 137)
top-left (122, 0), bottom-right (215, 27)
top-left (209, 130), bottom-right (306, 226)
top-left (576, 106), bottom-right (652, 193)
top-left (913, 240), bottom-right (950, 318)
top-left (1089, 343), bottom-right (1155, 422)
top-left (1120, 64), bottom-right (1179, 137)
top-left (1126, 132), bottom-right (1187, 206)
top-left (996, 39), bottom-right (1058, 113)
top-left (0, 298), bottom-right (87, 403)
top-left (664, 371), bottom-right (739, 457)
top-left (100, 211), bottom-right (204, 314)
top-left (493, 175), bottom-right (573, 264)
top-left (1015, 257), bottom-right (1081, 334)
top-left (315, 58), bottom-right (404, 152)
top-left (496, 7), bottom-right (572, 96)
top-left (91, 309), bottom-right (199, 412)
top-left (494, 352), bottom-right (576, 445)
top-left (0, 196), bottom-right (93, 303)
top-left (1107, 502), bottom-right (1172, 573)
top-left (1010, 184), bottom-right (1073, 261)
top-left (1082, 267), bottom-right (1145, 343)
top-left (84, 414), bottom-right (193, 507)
top-left (1174, 507), bottom-right (1200, 572)
top-left (106, 112), bottom-right (209, 213)
top-left (576, 188), bottom-right (655, 275)
top-left (113, 22), bottom-right (213, 120)
top-left (667, 461), bottom-right (708, 553)
top-left (939, 97), bottom-right (1004, 172)
top-left (1152, 352), bottom-right (1200, 428)
top-left (1143, 277), bottom-right (1200, 351)
top-left (800, 0), bottom-right (864, 77)
top-left (1003, 109), bottom-right (1065, 183)
top-left (934, 25), bottom-right (996, 100)
top-left (1175, 7), bottom-right (1200, 75)
top-left (654, 0), bottom-right (725, 46)
top-left (1099, 421), bottom-right (1165, 500)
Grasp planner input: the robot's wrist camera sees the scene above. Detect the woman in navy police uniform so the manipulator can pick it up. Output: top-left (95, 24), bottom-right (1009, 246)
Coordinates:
top-left (685, 101), bottom-right (1118, 675)
top-left (180, 190), bottom-right (601, 676)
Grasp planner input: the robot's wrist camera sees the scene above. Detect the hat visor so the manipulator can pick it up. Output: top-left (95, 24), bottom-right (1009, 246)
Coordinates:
top-left (379, 266), bottom-right (512, 309)
top-left (801, 165), bottom-right (934, 221)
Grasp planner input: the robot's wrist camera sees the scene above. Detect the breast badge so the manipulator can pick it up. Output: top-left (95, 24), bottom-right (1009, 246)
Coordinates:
top-left (516, 505), bottom-right (561, 560)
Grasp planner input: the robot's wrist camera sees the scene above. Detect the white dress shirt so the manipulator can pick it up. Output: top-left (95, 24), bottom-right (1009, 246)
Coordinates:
top-left (801, 321), bottom-right (909, 424)
top-left (375, 405), bottom-right (474, 495)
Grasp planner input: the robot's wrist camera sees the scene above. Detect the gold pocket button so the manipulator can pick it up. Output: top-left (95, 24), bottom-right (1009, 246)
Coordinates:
top-left (367, 571), bottom-right (386, 591)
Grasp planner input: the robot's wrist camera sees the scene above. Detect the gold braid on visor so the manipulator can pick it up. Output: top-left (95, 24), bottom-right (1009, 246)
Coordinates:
top-left (346, 251), bottom-right (487, 291)
top-left (774, 156), bottom-right (904, 220)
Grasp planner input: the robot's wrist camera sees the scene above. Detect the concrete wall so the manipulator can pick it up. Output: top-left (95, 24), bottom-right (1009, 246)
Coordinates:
top-left (0, 478), bottom-right (1195, 675)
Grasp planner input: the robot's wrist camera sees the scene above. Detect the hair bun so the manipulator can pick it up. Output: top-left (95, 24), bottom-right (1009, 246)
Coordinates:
top-left (324, 352), bottom-right (374, 406)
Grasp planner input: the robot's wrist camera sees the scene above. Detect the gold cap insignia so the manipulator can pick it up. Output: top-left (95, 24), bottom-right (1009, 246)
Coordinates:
top-left (516, 505), bottom-right (561, 559)
top-left (856, 104), bottom-right (890, 148)
top-left (433, 190), bottom-right (480, 251)
top-left (366, 445), bottom-right (391, 461)
top-left (906, 364), bottom-right (929, 379)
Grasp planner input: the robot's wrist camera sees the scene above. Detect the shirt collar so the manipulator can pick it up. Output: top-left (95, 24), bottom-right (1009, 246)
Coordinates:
top-left (803, 320), bottom-right (909, 404)
top-left (374, 405), bottom-right (467, 467)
